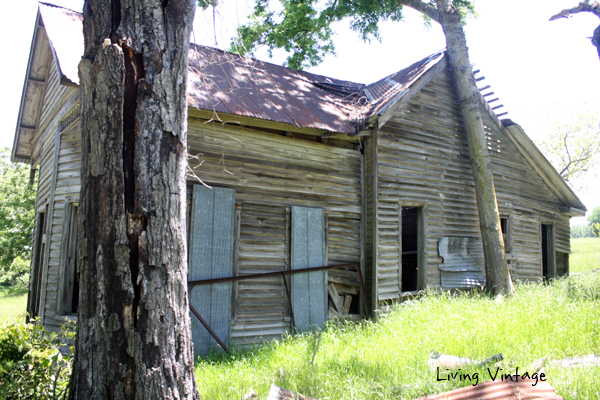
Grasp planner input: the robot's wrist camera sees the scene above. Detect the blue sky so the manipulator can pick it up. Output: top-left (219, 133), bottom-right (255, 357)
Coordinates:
top-left (2, 0), bottom-right (599, 220)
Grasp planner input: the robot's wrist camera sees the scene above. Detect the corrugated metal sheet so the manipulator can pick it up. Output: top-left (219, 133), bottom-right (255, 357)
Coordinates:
top-left (413, 378), bottom-right (563, 400)
top-left (187, 45), bottom-right (369, 133)
top-left (438, 237), bottom-right (486, 290)
top-left (366, 51), bottom-right (445, 115)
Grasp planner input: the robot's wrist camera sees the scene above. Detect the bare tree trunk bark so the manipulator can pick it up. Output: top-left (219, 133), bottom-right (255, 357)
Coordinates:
top-left (69, 1), bottom-right (200, 399)
top-left (434, 0), bottom-right (514, 296)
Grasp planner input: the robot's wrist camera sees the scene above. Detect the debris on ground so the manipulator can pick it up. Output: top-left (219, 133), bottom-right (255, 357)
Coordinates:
top-left (243, 388), bottom-right (258, 400)
top-left (412, 378), bottom-right (563, 400)
top-left (550, 353), bottom-right (600, 367)
top-left (428, 351), bottom-right (503, 370)
top-left (266, 384), bottom-right (318, 400)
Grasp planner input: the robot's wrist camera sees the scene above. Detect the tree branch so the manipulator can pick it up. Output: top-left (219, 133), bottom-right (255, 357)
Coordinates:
top-left (549, 1), bottom-right (600, 21)
top-left (397, 0), bottom-right (440, 23)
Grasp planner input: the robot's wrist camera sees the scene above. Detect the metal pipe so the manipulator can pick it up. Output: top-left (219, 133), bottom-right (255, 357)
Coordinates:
top-left (189, 303), bottom-right (231, 355)
top-left (187, 262), bottom-right (360, 288)
top-left (281, 271), bottom-right (296, 333)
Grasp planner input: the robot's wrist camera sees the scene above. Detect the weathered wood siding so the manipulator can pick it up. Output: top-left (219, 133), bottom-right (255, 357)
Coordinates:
top-left (187, 120), bottom-right (362, 346)
top-left (28, 52), bottom-right (80, 331)
top-left (374, 68), bottom-right (570, 302)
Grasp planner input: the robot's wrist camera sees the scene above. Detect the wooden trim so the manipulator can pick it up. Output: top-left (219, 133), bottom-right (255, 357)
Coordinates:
top-left (188, 108), bottom-right (332, 137)
top-left (26, 209), bottom-right (46, 321)
top-left (371, 126), bottom-right (379, 312)
top-left (56, 201), bottom-right (73, 315)
top-left (417, 205), bottom-right (428, 290)
top-left (359, 146), bottom-right (366, 315)
top-left (231, 203), bottom-right (242, 320)
top-left (398, 201), bottom-right (403, 293)
top-left (284, 206), bottom-right (292, 322)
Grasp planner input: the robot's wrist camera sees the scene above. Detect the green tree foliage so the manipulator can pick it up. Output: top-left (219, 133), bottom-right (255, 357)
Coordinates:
top-left (0, 148), bottom-right (36, 287)
top-left (0, 320), bottom-right (74, 400)
top-left (592, 223), bottom-right (600, 237)
top-left (571, 223), bottom-right (594, 238)
top-left (589, 207), bottom-right (600, 237)
top-left (539, 111), bottom-right (600, 186)
top-left (589, 206), bottom-right (600, 225)
top-left (220, 0), bottom-right (476, 70)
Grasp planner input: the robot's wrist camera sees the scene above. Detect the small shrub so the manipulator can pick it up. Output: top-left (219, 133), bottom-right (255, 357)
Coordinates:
top-left (0, 320), bottom-right (74, 400)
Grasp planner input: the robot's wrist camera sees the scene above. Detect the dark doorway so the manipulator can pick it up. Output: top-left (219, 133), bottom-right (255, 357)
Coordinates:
top-left (541, 224), bottom-right (554, 280)
top-left (401, 207), bottom-right (420, 292)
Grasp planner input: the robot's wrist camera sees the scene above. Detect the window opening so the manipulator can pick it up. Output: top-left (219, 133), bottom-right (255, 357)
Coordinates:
top-left (401, 206), bottom-right (420, 292)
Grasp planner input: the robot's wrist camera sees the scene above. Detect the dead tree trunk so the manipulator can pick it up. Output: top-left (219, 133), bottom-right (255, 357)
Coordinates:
top-left (69, 1), bottom-right (200, 399)
top-left (433, 0), bottom-right (513, 296)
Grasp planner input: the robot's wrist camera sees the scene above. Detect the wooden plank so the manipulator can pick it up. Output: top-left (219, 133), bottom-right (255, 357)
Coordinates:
top-left (291, 207), bottom-right (310, 330)
top-left (292, 207), bottom-right (326, 331)
top-left (189, 185), bottom-right (235, 356)
top-left (189, 184), bottom-right (214, 356)
top-left (210, 187), bottom-right (235, 353)
top-left (327, 283), bottom-right (345, 314)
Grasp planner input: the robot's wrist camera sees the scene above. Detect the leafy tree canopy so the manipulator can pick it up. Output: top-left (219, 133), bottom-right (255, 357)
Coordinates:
top-left (201, 0), bottom-right (476, 70)
top-left (589, 206), bottom-right (600, 225)
top-left (539, 110), bottom-right (600, 188)
top-left (0, 148), bottom-right (36, 287)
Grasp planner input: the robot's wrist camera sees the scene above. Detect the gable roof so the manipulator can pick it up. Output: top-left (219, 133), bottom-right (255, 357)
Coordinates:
top-left (13, 2), bottom-right (445, 159)
top-left (13, 3), bottom-right (585, 213)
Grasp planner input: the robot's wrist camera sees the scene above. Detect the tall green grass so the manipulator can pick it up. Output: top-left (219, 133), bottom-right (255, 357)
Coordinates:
top-left (0, 286), bottom-right (27, 326)
top-left (195, 255), bottom-right (600, 399)
top-left (570, 237), bottom-right (600, 273)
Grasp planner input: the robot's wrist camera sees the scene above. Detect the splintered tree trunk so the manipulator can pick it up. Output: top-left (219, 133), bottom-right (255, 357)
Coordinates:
top-left (434, 0), bottom-right (514, 296)
top-left (69, 1), bottom-right (199, 399)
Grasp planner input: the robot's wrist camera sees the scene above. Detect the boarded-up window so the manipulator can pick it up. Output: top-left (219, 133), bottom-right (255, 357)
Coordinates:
top-left (188, 185), bottom-right (235, 355)
top-left (59, 203), bottom-right (79, 315)
top-left (556, 251), bottom-right (569, 277)
top-left (291, 207), bottom-right (326, 331)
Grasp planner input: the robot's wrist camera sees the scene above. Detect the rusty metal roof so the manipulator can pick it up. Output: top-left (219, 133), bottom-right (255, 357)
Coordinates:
top-left (187, 45), bottom-right (370, 133)
top-left (34, 3), bottom-right (446, 134)
top-left (413, 378), bottom-right (563, 400)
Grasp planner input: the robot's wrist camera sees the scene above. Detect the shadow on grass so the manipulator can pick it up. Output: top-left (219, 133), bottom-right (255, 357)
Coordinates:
top-left (0, 285), bottom-right (28, 298)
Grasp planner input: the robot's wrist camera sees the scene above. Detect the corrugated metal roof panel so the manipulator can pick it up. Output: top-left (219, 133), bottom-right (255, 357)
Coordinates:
top-left (438, 237), bottom-right (486, 290)
top-left (366, 51), bottom-right (445, 115)
top-left (413, 378), bottom-right (563, 400)
top-left (187, 45), bottom-right (367, 133)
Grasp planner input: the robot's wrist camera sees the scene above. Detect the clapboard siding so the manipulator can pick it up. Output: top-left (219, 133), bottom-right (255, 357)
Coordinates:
top-left (43, 122), bottom-right (82, 331)
top-left (375, 68), bottom-right (570, 298)
top-left (188, 120), bottom-right (362, 346)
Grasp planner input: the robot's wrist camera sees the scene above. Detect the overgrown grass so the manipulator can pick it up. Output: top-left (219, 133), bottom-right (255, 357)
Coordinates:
top-left (195, 240), bottom-right (600, 399)
top-left (0, 286), bottom-right (27, 326)
top-left (570, 237), bottom-right (600, 273)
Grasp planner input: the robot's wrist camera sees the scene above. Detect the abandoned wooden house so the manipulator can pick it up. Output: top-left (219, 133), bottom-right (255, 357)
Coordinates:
top-left (14, 3), bottom-right (585, 354)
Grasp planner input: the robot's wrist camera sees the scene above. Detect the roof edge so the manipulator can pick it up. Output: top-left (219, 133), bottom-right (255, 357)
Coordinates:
top-left (376, 55), bottom-right (448, 129)
top-left (11, 10), bottom-right (43, 164)
top-left (502, 119), bottom-right (586, 213)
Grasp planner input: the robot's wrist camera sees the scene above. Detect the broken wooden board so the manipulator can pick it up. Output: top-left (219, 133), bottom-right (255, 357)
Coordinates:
top-left (412, 379), bottom-right (563, 400)
top-left (267, 384), bottom-right (318, 400)
top-left (327, 283), bottom-right (345, 314)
